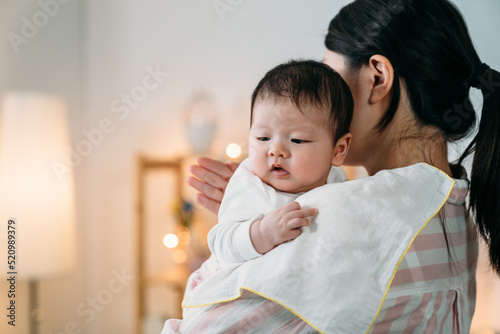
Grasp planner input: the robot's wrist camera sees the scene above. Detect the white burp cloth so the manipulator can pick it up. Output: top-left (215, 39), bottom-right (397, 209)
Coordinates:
top-left (183, 163), bottom-right (456, 334)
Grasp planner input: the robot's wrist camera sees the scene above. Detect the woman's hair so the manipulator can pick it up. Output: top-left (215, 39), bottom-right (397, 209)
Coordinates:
top-left (250, 59), bottom-right (353, 144)
top-left (325, 0), bottom-right (500, 275)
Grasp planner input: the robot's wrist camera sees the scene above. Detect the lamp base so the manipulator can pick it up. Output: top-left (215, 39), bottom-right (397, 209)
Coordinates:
top-left (29, 280), bottom-right (40, 334)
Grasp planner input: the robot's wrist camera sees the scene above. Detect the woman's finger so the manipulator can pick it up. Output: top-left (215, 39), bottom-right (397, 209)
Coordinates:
top-left (189, 164), bottom-right (230, 190)
top-left (197, 157), bottom-right (237, 179)
top-left (226, 160), bottom-right (240, 173)
top-left (187, 176), bottom-right (225, 202)
top-left (194, 193), bottom-right (220, 215)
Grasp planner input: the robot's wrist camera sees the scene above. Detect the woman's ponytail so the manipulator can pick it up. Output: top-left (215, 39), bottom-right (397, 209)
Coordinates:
top-left (461, 66), bottom-right (500, 275)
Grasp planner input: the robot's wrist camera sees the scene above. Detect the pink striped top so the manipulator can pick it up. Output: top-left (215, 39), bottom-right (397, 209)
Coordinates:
top-left (162, 177), bottom-right (478, 334)
top-left (368, 177), bottom-right (478, 333)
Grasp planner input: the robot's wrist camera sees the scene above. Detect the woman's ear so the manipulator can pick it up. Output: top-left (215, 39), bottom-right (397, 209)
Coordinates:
top-left (367, 55), bottom-right (394, 105)
top-left (332, 133), bottom-right (352, 166)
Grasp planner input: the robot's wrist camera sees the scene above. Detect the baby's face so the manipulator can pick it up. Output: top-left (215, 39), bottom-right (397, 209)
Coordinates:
top-left (249, 99), bottom-right (336, 193)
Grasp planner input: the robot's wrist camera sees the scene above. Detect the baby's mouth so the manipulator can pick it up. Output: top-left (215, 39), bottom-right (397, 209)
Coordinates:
top-left (271, 164), bottom-right (290, 177)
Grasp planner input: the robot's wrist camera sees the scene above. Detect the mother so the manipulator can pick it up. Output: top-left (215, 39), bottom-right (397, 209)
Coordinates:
top-left (174, 0), bottom-right (500, 332)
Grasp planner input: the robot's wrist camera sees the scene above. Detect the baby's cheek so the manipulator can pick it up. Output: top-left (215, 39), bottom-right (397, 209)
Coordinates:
top-left (247, 146), bottom-right (256, 156)
top-left (248, 152), bottom-right (264, 177)
top-left (301, 159), bottom-right (327, 181)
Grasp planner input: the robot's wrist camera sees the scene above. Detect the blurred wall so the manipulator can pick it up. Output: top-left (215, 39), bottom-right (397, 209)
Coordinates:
top-left (0, 0), bottom-right (499, 333)
top-left (0, 1), bottom-right (85, 334)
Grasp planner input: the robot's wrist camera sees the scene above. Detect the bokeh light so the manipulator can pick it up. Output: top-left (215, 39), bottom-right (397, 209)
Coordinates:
top-left (226, 143), bottom-right (242, 159)
top-left (177, 226), bottom-right (191, 246)
top-left (172, 249), bottom-right (187, 263)
top-left (163, 233), bottom-right (179, 248)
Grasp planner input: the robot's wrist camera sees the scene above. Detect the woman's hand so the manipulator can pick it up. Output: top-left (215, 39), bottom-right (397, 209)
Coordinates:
top-left (187, 157), bottom-right (239, 215)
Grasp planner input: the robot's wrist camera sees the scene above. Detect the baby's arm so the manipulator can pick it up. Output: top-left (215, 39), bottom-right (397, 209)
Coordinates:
top-left (208, 159), bottom-right (319, 264)
top-left (250, 201), bottom-right (318, 255)
top-left (208, 218), bottom-right (263, 264)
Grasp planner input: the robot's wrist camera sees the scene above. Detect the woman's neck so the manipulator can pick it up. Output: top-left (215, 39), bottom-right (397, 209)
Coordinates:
top-left (363, 109), bottom-right (452, 177)
top-left (364, 137), bottom-right (452, 177)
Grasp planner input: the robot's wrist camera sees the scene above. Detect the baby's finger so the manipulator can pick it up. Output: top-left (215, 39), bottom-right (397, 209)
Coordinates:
top-left (284, 201), bottom-right (301, 211)
top-left (286, 228), bottom-right (302, 241)
top-left (287, 217), bottom-right (311, 230)
top-left (297, 207), bottom-right (318, 218)
top-left (286, 207), bottom-right (318, 220)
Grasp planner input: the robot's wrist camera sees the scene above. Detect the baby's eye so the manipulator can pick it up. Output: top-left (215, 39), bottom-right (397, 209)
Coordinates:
top-left (291, 139), bottom-right (309, 144)
top-left (257, 137), bottom-right (270, 141)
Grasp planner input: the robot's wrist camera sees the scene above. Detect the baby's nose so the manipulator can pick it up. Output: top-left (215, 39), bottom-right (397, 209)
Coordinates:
top-left (269, 142), bottom-right (290, 158)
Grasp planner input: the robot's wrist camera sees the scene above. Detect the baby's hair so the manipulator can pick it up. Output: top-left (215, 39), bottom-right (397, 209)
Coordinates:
top-left (250, 59), bottom-right (353, 144)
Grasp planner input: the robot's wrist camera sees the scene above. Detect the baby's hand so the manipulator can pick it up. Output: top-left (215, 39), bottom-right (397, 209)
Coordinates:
top-left (250, 201), bottom-right (318, 255)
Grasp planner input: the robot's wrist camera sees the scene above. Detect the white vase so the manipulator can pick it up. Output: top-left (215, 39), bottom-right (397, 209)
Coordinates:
top-left (184, 91), bottom-right (217, 155)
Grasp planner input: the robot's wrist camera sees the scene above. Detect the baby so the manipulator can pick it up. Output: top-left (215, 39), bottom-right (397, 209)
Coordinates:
top-left (208, 60), bottom-right (353, 267)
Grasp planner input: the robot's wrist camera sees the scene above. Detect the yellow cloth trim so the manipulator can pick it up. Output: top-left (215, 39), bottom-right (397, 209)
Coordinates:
top-left (182, 290), bottom-right (240, 308)
top-left (420, 162), bottom-right (456, 182)
top-left (243, 287), bottom-right (325, 334)
top-left (364, 176), bottom-right (456, 333)
top-left (183, 286), bottom-right (325, 334)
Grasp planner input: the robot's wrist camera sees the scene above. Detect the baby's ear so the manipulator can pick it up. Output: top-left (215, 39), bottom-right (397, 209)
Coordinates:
top-left (331, 133), bottom-right (352, 166)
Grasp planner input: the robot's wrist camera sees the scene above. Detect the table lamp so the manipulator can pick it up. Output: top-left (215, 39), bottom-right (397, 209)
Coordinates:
top-left (0, 92), bottom-right (77, 334)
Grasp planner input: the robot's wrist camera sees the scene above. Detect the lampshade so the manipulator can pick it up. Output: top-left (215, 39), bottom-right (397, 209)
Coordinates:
top-left (0, 92), bottom-right (76, 280)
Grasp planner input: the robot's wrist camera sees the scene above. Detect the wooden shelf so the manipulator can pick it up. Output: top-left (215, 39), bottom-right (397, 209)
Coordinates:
top-left (135, 155), bottom-right (187, 334)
